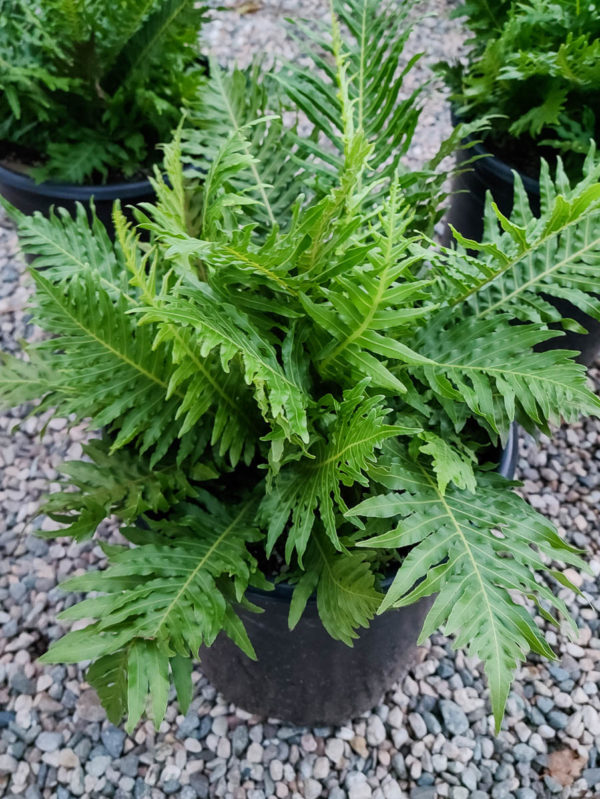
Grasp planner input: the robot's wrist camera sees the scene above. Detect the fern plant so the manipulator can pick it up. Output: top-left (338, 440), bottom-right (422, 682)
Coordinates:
top-left (440, 0), bottom-right (600, 179)
top-left (2, 0), bottom-right (600, 733)
top-left (0, 0), bottom-right (209, 184)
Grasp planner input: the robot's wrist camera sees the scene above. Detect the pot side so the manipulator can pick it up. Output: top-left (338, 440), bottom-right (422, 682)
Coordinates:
top-left (198, 426), bottom-right (519, 725)
top-left (0, 163), bottom-right (155, 238)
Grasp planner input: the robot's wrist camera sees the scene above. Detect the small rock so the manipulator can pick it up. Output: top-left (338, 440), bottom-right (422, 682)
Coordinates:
top-left (366, 715), bottom-right (386, 746)
top-left (439, 700), bottom-right (469, 735)
top-left (547, 710), bottom-right (569, 730)
top-left (212, 715), bottom-right (228, 737)
top-left (36, 732), bottom-right (64, 753)
top-left (232, 724), bottom-right (249, 756)
top-left (303, 777), bottom-right (323, 799)
top-left (350, 736), bottom-right (369, 758)
top-left (408, 713), bottom-right (427, 739)
top-left (325, 738), bottom-right (345, 764)
top-left (312, 756), bottom-right (330, 780)
top-left (583, 706), bottom-right (600, 736)
top-left (58, 749), bottom-right (80, 769)
top-left (392, 753), bottom-right (407, 779)
top-left (86, 755), bottom-right (111, 778)
top-left (583, 768), bottom-right (600, 786)
top-left (0, 711), bottom-right (16, 728)
top-left (513, 743), bottom-right (536, 762)
top-left (0, 754), bottom-right (17, 774)
top-left (410, 788), bottom-right (436, 799)
top-left (77, 690), bottom-right (106, 722)
top-left (247, 742), bottom-right (264, 763)
top-left (101, 726), bottom-right (126, 758)
top-left (347, 772), bottom-right (372, 799)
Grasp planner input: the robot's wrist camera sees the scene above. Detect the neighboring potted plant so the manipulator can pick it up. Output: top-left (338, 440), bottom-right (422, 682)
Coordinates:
top-left (0, 0), bottom-right (209, 232)
top-left (2, 0), bottom-right (600, 733)
top-left (439, 0), bottom-right (600, 363)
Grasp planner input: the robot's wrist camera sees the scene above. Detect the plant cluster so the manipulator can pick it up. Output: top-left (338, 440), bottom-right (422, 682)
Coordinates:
top-left (441, 0), bottom-right (600, 176)
top-left (2, 0), bottom-right (600, 733)
top-left (0, 0), bottom-right (209, 184)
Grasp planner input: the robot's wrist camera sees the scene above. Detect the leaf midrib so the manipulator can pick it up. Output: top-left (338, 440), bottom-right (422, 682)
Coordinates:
top-left (152, 502), bottom-right (252, 638)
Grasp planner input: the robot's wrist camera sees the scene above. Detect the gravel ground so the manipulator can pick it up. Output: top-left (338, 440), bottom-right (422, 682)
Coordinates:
top-left (1, 2), bottom-right (600, 798)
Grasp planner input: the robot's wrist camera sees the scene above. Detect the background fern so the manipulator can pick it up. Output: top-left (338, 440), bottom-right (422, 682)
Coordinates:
top-left (0, 0), bottom-right (209, 183)
top-left (440, 0), bottom-right (600, 179)
top-left (1, 0), bottom-right (598, 732)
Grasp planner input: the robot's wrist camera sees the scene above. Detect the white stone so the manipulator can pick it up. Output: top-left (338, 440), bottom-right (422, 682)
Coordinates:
top-left (303, 777), bottom-right (323, 799)
top-left (312, 757), bottom-right (330, 780)
top-left (366, 715), bottom-right (387, 746)
top-left (246, 742), bottom-right (264, 763)
top-left (325, 738), bottom-right (345, 764)
top-left (583, 706), bottom-right (600, 736)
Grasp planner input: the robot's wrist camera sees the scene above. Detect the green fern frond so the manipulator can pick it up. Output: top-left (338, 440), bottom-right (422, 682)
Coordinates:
top-left (280, 0), bottom-right (422, 173)
top-left (438, 154), bottom-right (600, 330)
top-left (41, 440), bottom-right (210, 541)
top-left (290, 531), bottom-right (382, 646)
top-left (40, 495), bottom-right (264, 727)
top-left (259, 382), bottom-right (421, 562)
top-left (137, 284), bottom-right (311, 448)
top-left (348, 455), bottom-right (588, 731)
top-left (408, 312), bottom-right (600, 435)
top-left (182, 61), bottom-right (299, 232)
top-left (301, 179), bottom-right (437, 391)
top-left (104, 0), bottom-right (207, 89)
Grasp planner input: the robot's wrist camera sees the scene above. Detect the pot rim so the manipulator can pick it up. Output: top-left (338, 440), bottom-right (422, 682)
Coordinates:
top-left (0, 161), bottom-right (153, 201)
top-left (452, 110), bottom-right (540, 197)
top-left (252, 422), bottom-right (520, 602)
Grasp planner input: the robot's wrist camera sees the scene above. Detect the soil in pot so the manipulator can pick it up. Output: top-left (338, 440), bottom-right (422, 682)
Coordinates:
top-left (443, 133), bottom-right (600, 367)
top-left (197, 426), bottom-right (520, 726)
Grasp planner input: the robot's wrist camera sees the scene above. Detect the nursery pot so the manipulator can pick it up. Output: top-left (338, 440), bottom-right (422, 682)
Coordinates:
top-left (198, 426), bottom-right (519, 725)
top-left (444, 128), bottom-right (600, 366)
top-left (0, 162), bottom-right (154, 238)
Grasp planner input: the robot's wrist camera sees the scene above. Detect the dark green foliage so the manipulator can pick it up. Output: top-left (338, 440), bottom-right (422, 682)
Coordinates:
top-left (0, 0), bottom-right (209, 183)
top-left (441, 0), bottom-right (600, 177)
top-left (1, 0), bottom-right (598, 732)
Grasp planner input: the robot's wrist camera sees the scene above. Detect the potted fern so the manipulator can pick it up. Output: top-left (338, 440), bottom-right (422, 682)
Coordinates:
top-left (0, 0), bottom-right (209, 232)
top-left (439, 0), bottom-right (600, 363)
top-left (2, 0), bottom-right (599, 732)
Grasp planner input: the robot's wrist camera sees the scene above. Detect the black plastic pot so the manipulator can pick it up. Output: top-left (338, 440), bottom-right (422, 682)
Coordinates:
top-left (198, 425), bottom-right (519, 725)
top-left (0, 162), bottom-right (155, 238)
top-left (444, 133), bottom-right (600, 366)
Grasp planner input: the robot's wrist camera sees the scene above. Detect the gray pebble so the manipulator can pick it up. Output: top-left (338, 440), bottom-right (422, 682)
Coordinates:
top-left (491, 781), bottom-right (514, 799)
top-left (36, 732), bottom-right (64, 753)
top-left (547, 710), bottom-right (569, 729)
top-left (513, 744), bottom-right (536, 762)
top-left (439, 700), bottom-right (469, 735)
top-left (408, 713), bottom-right (427, 739)
top-left (189, 772), bottom-right (209, 798)
top-left (232, 724), bottom-right (249, 756)
top-left (583, 768), bottom-right (600, 786)
top-left (101, 726), bottom-right (126, 758)
top-left (10, 672), bottom-right (36, 695)
top-left (86, 755), bottom-right (111, 777)
top-left (410, 789), bottom-right (436, 799)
